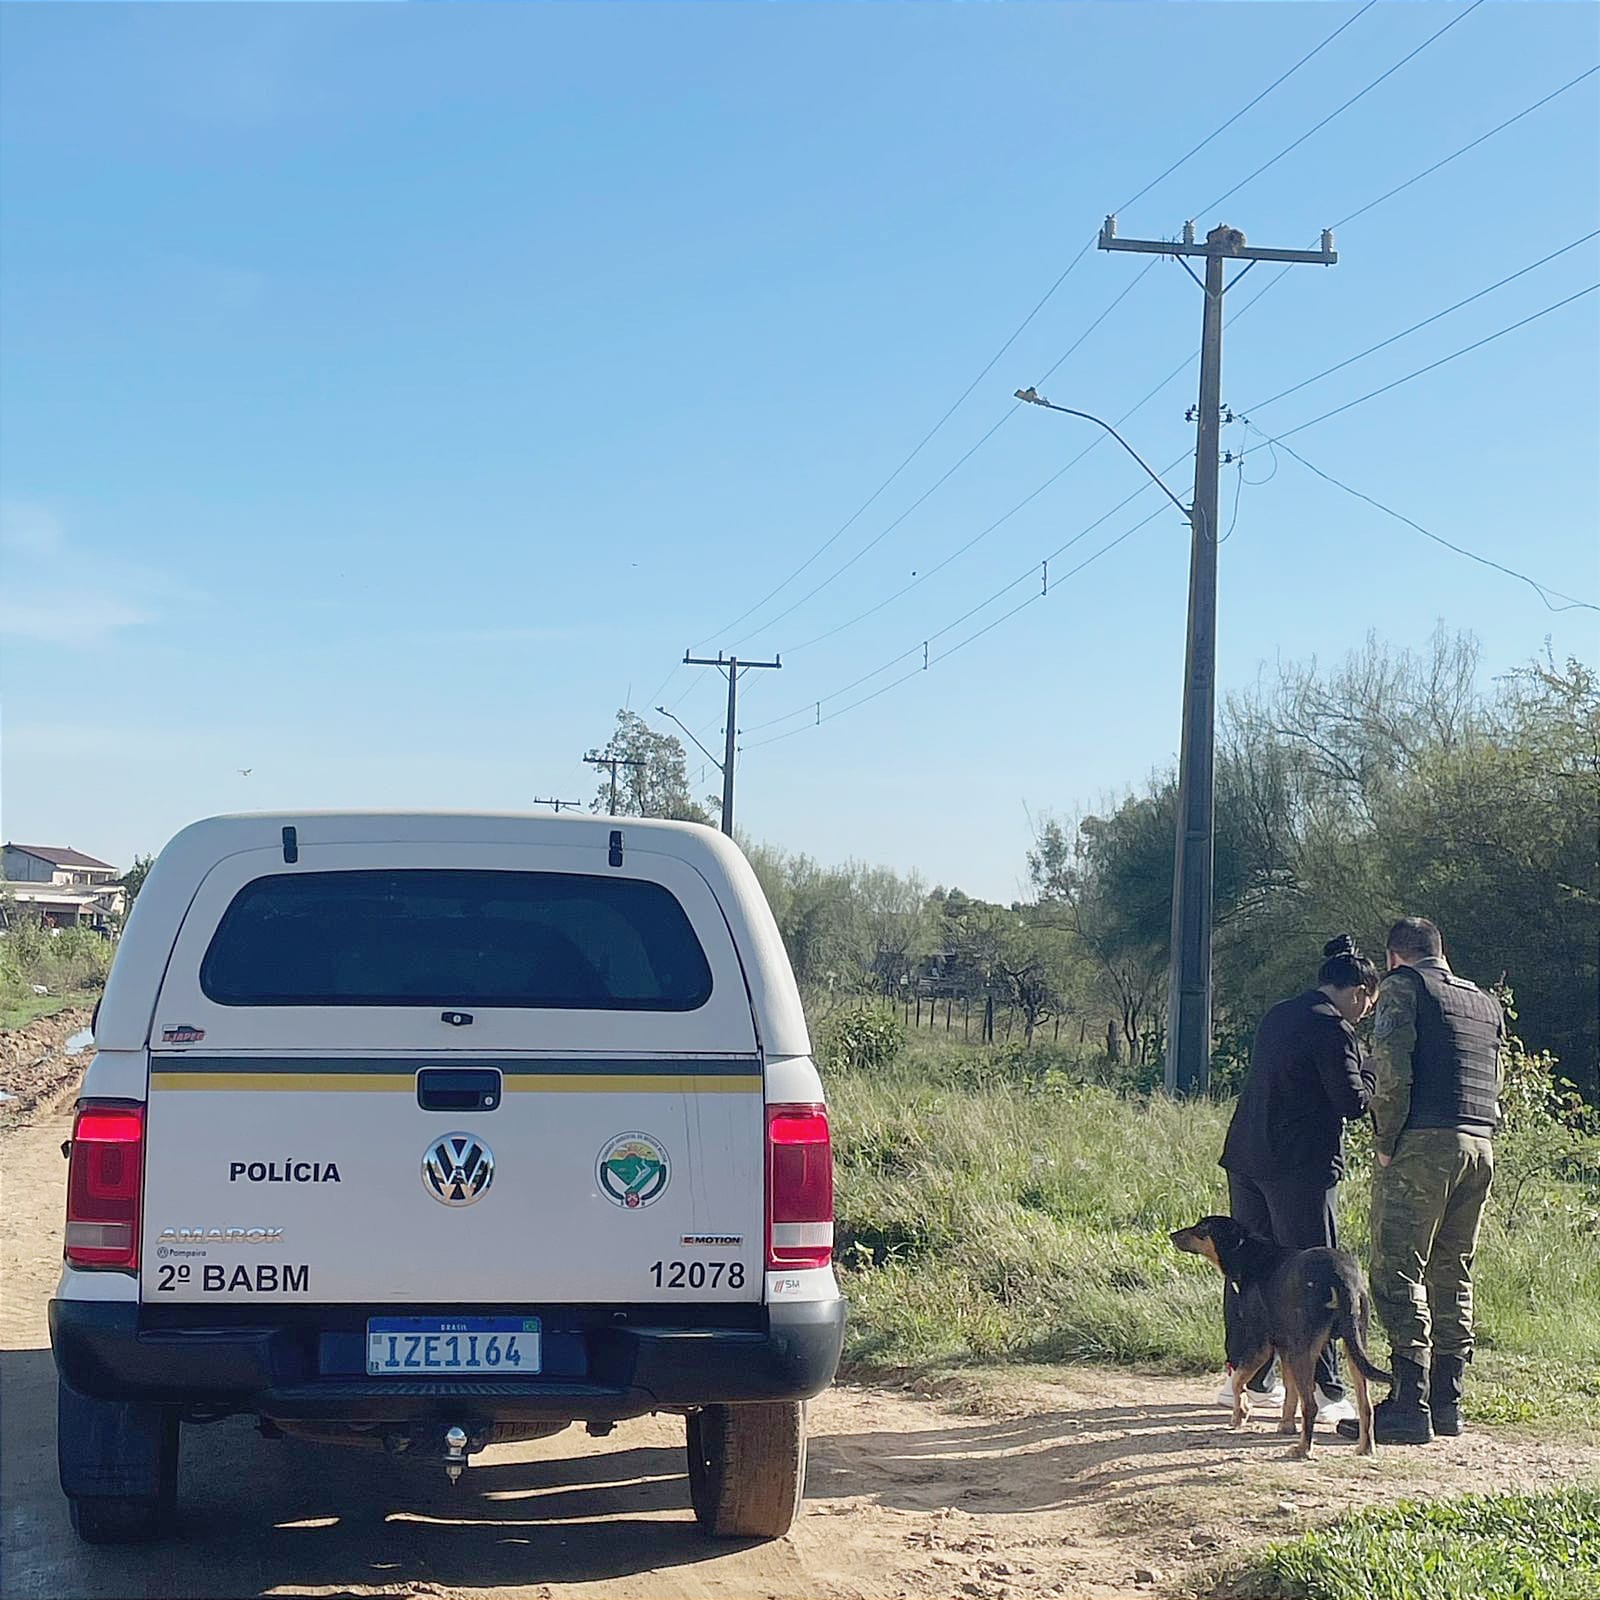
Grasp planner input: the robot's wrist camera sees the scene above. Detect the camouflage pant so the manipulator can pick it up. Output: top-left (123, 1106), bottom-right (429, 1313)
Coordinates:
top-left (1370, 1129), bottom-right (1494, 1362)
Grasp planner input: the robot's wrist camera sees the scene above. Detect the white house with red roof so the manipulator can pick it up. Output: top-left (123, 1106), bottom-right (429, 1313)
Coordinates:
top-left (1, 844), bottom-right (127, 929)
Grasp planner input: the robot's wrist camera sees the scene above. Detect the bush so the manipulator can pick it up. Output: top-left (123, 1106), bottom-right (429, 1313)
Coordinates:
top-left (819, 1005), bottom-right (904, 1075)
top-left (0, 902), bottom-right (114, 1018)
top-left (1494, 986), bottom-right (1600, 1232)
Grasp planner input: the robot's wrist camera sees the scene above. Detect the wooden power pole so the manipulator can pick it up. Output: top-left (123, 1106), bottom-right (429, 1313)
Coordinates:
top-left (1098, 217), bottom-right (1337, 1095)
top-left (583, 753), bottom-right (646, 816)
top-left (682, 652), bottom-right (781, 836)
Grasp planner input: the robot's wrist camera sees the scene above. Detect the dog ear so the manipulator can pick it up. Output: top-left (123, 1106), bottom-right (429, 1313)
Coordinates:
top-left (1209, 1216), bottom-right (1246, 1252)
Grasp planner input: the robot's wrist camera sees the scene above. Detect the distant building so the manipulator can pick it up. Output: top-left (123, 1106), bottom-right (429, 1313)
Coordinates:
top-left (1, 844), bottom-right (126, 930)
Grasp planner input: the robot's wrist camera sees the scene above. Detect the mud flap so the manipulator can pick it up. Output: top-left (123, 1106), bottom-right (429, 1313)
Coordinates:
top-left (57, 1378), bottom-right (177, 1502)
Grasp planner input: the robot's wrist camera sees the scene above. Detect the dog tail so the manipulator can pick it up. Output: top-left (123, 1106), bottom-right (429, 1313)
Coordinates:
top-left (1335, 1280), bottom-right (1392, 1384)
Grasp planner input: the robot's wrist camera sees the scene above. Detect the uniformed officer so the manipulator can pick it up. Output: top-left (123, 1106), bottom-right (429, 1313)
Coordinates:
top-left (1339, 916), bottom-right (1504, 1446)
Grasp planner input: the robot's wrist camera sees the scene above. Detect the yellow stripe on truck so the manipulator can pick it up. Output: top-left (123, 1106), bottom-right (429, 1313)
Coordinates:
top-left (149, 1072), bottom-right (763, 1094)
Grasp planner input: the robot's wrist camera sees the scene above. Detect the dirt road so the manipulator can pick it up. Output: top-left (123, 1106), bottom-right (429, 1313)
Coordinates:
top-left (4, 1104), bottom-right (1594, 1600)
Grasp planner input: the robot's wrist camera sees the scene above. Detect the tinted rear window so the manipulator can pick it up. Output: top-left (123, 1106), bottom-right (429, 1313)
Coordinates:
top-left (199, 870), bottom-right (714, 1010)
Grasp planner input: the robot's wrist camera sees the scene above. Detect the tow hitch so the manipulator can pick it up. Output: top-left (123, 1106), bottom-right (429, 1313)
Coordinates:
top-left (443, 1426), bottom-right (469, 1485)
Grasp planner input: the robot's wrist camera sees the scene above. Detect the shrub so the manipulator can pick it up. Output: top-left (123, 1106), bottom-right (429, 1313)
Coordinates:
top-left (0, 900), bottom-right (114, 1017)
top-left (1494, 985), bottom-right (1600, 1232)
top-left (819, 1004), bottom-right (904, 1075)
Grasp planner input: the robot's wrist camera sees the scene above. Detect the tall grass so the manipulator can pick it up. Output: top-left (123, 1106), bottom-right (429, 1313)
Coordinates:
top-left (831, 1034), bottom-right (1600, 1421)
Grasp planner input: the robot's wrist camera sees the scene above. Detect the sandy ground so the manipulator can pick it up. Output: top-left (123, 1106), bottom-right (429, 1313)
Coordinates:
top-left (4, 1076), bottom-right (1595, 1600)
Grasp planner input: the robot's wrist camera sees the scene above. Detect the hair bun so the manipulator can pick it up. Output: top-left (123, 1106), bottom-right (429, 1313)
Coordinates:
top-left (1323, 934), bottom-right (1358, 959)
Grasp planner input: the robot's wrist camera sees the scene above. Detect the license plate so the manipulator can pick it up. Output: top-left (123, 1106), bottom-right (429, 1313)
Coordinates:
top-left (366, 1317), bottom-right (542, 1376)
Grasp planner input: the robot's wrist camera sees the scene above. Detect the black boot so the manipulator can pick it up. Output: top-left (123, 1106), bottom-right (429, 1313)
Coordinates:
top-left (1338, 1355), bottom-right (1433, 1445)
top-left (1430, 1353), bottom-right (1467, 1436)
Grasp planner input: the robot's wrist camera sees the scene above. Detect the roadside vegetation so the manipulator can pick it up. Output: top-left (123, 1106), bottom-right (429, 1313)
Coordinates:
top-left (1218, 1487), bottom-right (1600, 1600)
top-left (0, 910), bottom-right (112, 1030)
top-left (824, 1016), bottom-right (1600, 1429)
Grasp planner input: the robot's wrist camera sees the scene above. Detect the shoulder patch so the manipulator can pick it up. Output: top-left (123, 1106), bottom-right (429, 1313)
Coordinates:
top-left (1373, 997), bottom-right (1403, 1040)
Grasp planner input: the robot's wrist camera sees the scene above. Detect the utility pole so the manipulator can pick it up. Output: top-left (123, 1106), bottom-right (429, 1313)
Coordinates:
top-left (532, 796), bottom-right (583, 813)
top-left (1099, 217), bottom-right (1336, 1096)
top-left (583, 753), bottom-right (646, 816)
top-left (681, 652), bottom-right (781, 836)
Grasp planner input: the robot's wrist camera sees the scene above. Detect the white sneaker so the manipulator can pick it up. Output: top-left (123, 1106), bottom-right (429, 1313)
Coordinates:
top-left (1215, 1369), bottom-right (1286, 1406)
top-left (1314, 1387), bottom-right (1358, 1424)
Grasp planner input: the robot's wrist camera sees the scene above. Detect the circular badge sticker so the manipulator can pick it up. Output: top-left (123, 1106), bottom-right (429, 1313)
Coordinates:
top-left (596, 1132), bottom-right (670, 1210)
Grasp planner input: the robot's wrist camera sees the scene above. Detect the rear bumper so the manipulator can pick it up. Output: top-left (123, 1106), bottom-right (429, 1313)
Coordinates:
top-left (49, 1297), bottom-right (845, 1422)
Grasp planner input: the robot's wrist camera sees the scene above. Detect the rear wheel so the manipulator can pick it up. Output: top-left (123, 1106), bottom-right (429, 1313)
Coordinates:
top-left (58, 1382), bottom-right (179, 1545)
top-left (68, 1490), bottom-right (173, 1546)
top-left (686, 1401), bottom-right (806, 1539)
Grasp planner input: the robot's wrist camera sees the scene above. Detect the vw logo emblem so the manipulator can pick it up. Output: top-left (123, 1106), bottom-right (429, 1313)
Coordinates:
top-left (422, 1133), bottom-right (495, 1206)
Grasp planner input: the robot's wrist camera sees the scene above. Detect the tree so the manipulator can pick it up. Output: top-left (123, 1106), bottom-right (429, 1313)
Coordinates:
top-left (1374, 657), bottom-right (1598, 1095)
top-left (850, 864), bottom-right (935, 996)
top-left (587, 711), bottom-right (715, 824)
top-left (1029, 813), bottom-right (1165, 1062)
top-left (121, 854), bottom-right (154, 907)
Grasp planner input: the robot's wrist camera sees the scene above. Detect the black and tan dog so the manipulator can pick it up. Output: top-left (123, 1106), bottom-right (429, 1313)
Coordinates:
top-left (1170, 1215), bottom-right (1390, 1458)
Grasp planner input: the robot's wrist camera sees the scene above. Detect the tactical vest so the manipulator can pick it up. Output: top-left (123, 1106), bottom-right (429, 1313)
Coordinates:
top-left (1398, 963), bottom-right (1502, 1135)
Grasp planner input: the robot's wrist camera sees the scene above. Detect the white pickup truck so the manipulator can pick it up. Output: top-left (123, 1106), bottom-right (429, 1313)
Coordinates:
top-left (51, 812), bottom-right (843, 1544)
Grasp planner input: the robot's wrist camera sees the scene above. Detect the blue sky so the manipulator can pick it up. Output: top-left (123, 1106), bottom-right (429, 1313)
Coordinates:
top-left (3, 2), bottom-right (1597, 901)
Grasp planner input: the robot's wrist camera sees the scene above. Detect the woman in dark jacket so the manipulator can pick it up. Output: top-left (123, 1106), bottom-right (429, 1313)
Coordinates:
top-left (1216, 935), bottom-right (1380, 1421)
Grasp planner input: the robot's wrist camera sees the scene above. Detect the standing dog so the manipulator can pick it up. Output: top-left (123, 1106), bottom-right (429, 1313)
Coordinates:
top-left (1170, 1215), bottom-right (1389, 1457)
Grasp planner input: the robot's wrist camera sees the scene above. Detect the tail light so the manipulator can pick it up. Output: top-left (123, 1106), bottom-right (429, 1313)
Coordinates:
top-left (765, 1103), bottom-right (833, 1270)
top-left (65, 1102), bottom-right (145, 1270)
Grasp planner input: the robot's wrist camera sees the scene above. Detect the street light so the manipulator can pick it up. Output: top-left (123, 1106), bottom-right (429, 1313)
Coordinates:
top-left (1014, 389), bottom-right (1191, 519)
top-left (654, 706), bottom-right (724, 774)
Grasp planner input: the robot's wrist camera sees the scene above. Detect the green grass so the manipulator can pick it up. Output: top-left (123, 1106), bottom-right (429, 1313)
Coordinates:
top-left (0, 987), bottom-right (98, 1032)
top-left (831, 1034), bottom-right (1600, 1423)
top-left (1218, 1488), bottom-right (1600, 1600)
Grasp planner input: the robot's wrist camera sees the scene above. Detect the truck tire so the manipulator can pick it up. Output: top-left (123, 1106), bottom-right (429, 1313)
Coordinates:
top-left (58, 1381), bottom-right (178, 1545)
top-left (69, 1491), bottom-right (173, 1546)
top-left (686, 1401), bottom-right (806, 1539)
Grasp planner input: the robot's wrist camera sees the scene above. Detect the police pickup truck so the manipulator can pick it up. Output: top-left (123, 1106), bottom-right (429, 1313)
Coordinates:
top-left (51, 812), bottom-right (843, 1544)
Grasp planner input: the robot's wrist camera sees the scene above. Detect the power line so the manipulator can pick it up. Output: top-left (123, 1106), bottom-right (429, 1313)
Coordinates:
top-left (1195, 65), bottom-right (1600, 400)
top-left (669, 2), bottom-right (1388, 667)
top-left (1331, 63), bottom-right (1599, 232)
top-left (772, 246), bottom-right (1321, 661)
top-left (741, 271), bottom-right (1600, 748)
top-left (1113, 0), bottom-right (1381, 216)
top-left (767, 223), bottom-right (1575, 666)
top-left (742, 452), bottom-right (1192, 737)
top-left (1246, 230), bottom-right (1600, 414)
top-left (1269, 281), bottom-right (1599, 441)
top-left (726, 408), bottom-right (1020, 651)
top-left (720, 257), bottom-right (1178, 653)
top-left (655, 31), bottom-right (1590, 729)
top-left (741, 498), bottom-right (1180, 751)
top-left (688, 246), bottom-right (1091, 650)
top-left (1261, 435), bottom-right (1598, 613)
top-left (740, 27), bottom-right (1571, 668)
top-left (1199, 0), bottom-right (1487, 216)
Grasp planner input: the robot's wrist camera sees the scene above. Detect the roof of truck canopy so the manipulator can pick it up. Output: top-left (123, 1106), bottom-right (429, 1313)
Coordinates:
top-left (94, 811), bottom-right (809, 1059)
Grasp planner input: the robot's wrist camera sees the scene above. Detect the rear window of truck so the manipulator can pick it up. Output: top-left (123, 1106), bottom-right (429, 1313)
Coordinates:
top-left (198, 869), bottom-right (715, 1010)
